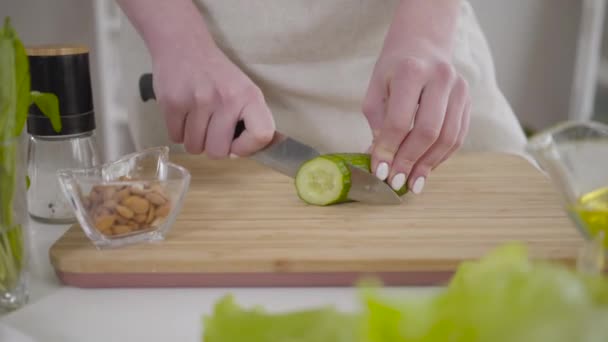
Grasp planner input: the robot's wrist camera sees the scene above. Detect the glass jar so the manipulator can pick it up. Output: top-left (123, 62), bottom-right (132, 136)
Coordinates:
top-left (27, 132), bottom-right (99, 223)
top-left (0, 138), bottom-right (30, 311)
top-left (25, 45), bottom-right (101, 223)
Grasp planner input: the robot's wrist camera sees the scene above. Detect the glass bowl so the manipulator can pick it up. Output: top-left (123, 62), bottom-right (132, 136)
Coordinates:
top-left (57, 146), bottom-right (191, 249)
top-left (525, 120), bottom-right (607, 273)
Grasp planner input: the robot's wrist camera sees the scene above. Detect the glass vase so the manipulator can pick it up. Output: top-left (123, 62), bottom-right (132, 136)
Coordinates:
top-left (0, 138), bottom-right (29, 311)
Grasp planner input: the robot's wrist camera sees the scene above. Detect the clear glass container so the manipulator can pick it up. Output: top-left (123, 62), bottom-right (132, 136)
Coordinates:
top-left (525, 120), bottom-right (607, 273)
top-left (0, 138), bottom-right (30, 311)
top-left (57, 146), bottom-right (190, 249)
top-left (27, 131), bottom-right (100, 223)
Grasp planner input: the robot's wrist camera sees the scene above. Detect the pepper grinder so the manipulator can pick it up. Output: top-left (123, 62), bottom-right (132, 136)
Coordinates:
top-left (26, 45), bottom-right (101, 224)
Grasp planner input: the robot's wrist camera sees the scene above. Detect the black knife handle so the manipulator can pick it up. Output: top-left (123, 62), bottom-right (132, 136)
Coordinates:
top-left (139, 73), bottom-right (245, 140)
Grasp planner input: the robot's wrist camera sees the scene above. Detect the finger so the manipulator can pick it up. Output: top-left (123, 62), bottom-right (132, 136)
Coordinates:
top-left (231, 101), bottom-right (275, 157)
top-left (204, 106), bottom-right (240, 159)
top-left (371, 59), bottom-right (426, 181)
top-left (387, 65), bottom-right (454, 191)
top-left (439, 99), bottom-right (471, 165)
top-left (157, 88), bottom-right (190, 144)
top-left (163, 112), bottom-right (187, 143)
top-left (404, 78), bottom-right (468, 194)
top-left (182, 107), bottom-right (211, 154)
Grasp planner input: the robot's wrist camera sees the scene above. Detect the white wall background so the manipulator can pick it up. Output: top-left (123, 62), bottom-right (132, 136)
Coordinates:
top-left (469, 0), bottom-right (581, 131)
top-left (0, 1), bottom-right (105, 152)
top-left (1, 0), bottom-right (587, 161)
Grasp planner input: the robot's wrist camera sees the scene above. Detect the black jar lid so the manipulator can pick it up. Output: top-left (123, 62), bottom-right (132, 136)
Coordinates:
top-left (26, 45), bottom-right (96, 137)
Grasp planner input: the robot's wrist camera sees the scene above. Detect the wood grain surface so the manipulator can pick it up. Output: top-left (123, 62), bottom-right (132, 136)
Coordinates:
top-left (49, 152), bottom-right (585, 287)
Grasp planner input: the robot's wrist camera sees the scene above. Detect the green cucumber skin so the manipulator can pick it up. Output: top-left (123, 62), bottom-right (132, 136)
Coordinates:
top-left (295, 155), bottom-right (352, 206)
top-left (295, 153), bottom-right (408, 206)
top-left (325, 153), bottom-right (409, 196)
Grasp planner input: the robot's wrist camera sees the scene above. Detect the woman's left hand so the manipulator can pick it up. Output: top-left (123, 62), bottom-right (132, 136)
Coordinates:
top-left (362, 0), bottom-right (471, 195)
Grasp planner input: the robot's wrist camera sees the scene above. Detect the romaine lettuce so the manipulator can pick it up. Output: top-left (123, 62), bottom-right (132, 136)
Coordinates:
top-left (202, 243), bottom-right (608, 342)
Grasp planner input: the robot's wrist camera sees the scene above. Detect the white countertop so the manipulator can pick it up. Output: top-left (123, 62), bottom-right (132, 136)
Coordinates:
top-left (0, 220), bottom-right (437, 342)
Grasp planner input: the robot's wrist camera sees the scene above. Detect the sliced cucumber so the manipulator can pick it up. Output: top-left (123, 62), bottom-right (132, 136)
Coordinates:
top-left (295, 155), bottom-right (352, 206)
top-left (294, 153), bottom-right (408, 206)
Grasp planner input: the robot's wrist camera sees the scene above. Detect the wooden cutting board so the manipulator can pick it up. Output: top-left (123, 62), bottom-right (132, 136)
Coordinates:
top-left (49, 152), bottom-right (585, 288)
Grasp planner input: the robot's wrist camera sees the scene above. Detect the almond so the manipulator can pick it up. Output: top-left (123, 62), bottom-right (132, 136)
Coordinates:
top-left (145, 192), bottom-right (166, 206)
top-left (116, 216), bottom-right (129, 225)
top-left (95, 215), bottom-right (116, 232)
top-left (129, 184), bottom-right (147, 196)
top-left (151, 217), bottom-right (165, 226)
top-left (134, 214), bottom-right (147, 223)
top-left (102, 187), bottom-right (117, 201)
top-left (112, 225), bottom-right (131, 235)
top-left (156, 203), bottom-right (171, 218)
top-left (146, 205), bottom-right (156, 224)
top-left (122, 196), bottom-right (150, 214)
top-left (95, 207), bottom-right (112, 217)
top-left (116, 205), bottom-right (134, 219)
top-left (102, 200), bottom-right (118, 210)
top-left (100, 228), bottom-right (113, 236)
top-left (114, 188), bottom-right (131, 201)
top-left (150, 183), bottom-right (164, 193)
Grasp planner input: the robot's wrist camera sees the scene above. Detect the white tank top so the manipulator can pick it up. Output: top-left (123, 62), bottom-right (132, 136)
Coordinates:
top-left (119, 1), bottom-right (528, 158)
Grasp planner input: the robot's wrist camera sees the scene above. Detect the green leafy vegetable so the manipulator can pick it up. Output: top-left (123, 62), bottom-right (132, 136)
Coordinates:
top-left (0, 25), bottom-right (16, 140)
top-left (0, 17), bottom-right (61, 299)
top-left (30, 91), bottom-right (61, 132)
top-left (12, 22), bottom-right (30, 138)
top-left (204, 295), bottom-right (359, 342)
top-left (361, 243), bottom-right (608, 342)
top-left (202, 243), bottom-right (608, 342)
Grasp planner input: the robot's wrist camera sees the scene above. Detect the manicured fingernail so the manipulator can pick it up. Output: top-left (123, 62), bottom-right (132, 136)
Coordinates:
top-left (229, 153), bottom-right (239, 159)
top-left (391, 173), bottom-right (406, 191)
top-left (412, 177), bottom-right (425, 194)
top-left (375, 162), bottom-right (389, 181)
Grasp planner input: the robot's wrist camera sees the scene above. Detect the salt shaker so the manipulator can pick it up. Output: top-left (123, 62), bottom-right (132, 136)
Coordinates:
top-left (26, 45), bottom-right (100, 224)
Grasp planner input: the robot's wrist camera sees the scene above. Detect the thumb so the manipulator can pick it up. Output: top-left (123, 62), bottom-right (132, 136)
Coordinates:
top-left (230, 102), bottom-right (275, 157)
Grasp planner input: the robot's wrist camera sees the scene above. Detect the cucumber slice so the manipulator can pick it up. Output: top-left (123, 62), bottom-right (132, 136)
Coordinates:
top-left (295, 153), bottom-right (408, 206)
top-left (295, 155), bottom-right (352, 206)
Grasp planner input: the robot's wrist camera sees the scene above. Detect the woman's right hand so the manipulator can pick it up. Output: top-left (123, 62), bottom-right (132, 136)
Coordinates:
top-left (117, 0), bottom-right (275, 158)
top-left (152, 45), bottom-right (275, 158)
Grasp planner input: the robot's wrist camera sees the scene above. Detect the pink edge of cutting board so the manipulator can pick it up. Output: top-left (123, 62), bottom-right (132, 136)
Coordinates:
top-left (48, 152), bottom-right (587, 289)
top-left (53, 271), bottom-right (453, 288)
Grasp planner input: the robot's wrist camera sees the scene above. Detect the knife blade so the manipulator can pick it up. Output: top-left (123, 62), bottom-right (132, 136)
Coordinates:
top-left (347, 165), bottom-right (402, 204)
top-left (139, 73), bottom-right (402, 205)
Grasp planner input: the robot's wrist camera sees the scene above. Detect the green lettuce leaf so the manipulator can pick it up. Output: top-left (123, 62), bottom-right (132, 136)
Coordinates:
top-left (203, 243), bottom-right (608, 342)
top-left (203, 295), bottom-right (359, 342)
top-left (0, 16), bottom-right (61, 296)
top-left (360, 243), bottom-right (608, 342)
top-left (9, 19), bottom-right (30, 138)
top-left (30, 91), bottom-right (61, 132)
top-left (1, 17), bottom-right (61, 138)
top-left (0, 19), bottom-right (17, 141)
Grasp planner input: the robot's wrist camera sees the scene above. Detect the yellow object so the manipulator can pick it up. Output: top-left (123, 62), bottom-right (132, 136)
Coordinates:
top-left (570, 187), bottom-right (608, 250)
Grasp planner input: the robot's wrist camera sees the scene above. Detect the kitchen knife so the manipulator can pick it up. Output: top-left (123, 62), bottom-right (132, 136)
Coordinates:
top-left (138, 73), bottom-right (402, 205)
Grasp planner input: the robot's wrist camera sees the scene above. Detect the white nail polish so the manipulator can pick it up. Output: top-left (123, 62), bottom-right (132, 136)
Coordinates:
top-left (412, 177), bottom-right (425, 194)
top-left (391, 173), bottom-right (406, 191)
top-left (376, 162), bottom-right (389, 181)
top-left (229, 153), bottom-right (240, 159)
